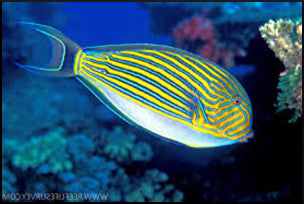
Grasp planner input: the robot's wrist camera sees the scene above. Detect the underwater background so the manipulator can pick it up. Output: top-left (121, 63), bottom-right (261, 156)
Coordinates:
top-left (2, 2), bottom-right (302, 202)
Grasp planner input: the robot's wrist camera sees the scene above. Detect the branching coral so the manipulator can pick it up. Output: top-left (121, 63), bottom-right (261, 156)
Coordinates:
top-left (131, 141), bottom-right (153, 162)
top-left (260, 19), bottom-right (302, 122)
top-left (67, 133), bottom-right (96, 162)
top-left (173, 14), bottom-right (247, 68)
top-left (61, 134), bottom-right (118, 201)
top-left (101, 126), bottom-right (153, 162)
top-left (259, 19), bottom-right (302, 74)
top-left (2, 166), bottom-right (17, 194)
top-left (12, 128), bottom-right (73, 174)
top-left (122, 169), bottom-right (184, 202)
top-left (173, 14), bottom-right (218, 62)
top-left (60, 129), bottom-right (181, 202)
top-left (141, 2), bottom-right (302, 69)
top-left (102, 126), bottom-right (136, 162)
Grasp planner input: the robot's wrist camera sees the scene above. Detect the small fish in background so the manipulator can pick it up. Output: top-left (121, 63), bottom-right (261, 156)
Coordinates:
top-left (15, 22), bottom-right (254, 148)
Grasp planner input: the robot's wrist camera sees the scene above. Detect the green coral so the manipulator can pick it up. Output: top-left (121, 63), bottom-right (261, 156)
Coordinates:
top-left (131, 141), bottom-right (153, 161)
top-left (3, 125), bottom-right (183, 201)
top-left (277, 68), bottom-right (302, 122)
top-left (2, 138), bottom-right (19, 164)
top-left (260, 19), bottom-right (302, 122)
top-left (102, 126), bottom-right (153, 162)
top-left (123, 169), bottom-right (184, 202)
top-left (103, 126), bottom-right (135, 162)
top-left (93, 126), bottom-right (182, 201)
top-left (12, 128), bottom-right (72, 174)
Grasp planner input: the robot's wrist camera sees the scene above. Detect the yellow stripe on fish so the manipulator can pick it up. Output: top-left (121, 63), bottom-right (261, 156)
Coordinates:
top-left (15, 22), bottom-right (254, 148)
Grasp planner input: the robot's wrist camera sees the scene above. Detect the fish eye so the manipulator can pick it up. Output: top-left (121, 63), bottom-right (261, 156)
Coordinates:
top-left (233, 97), bottom-right (241, 105)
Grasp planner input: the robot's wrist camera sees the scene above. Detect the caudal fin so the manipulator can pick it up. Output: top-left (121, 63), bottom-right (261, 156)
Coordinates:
top-left (14, 22), bottom-right (81, 77)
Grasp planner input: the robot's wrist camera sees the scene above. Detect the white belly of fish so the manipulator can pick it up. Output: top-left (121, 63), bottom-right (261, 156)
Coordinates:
top-left (99, 82), bottom-right (236, 148)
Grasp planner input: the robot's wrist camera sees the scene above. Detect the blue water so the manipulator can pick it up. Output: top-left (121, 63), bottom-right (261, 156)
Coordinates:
top-left (61, 2), bottom-right (171, 46)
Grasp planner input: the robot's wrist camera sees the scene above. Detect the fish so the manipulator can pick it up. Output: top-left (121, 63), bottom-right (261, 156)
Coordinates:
top-left (15, 22), bottom-right (254, 148)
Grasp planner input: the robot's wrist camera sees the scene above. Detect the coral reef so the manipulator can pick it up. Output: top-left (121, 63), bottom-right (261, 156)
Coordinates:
top-left (259, 19), bottom-right (302, 75)
top-left (277, 68), bottom-right (302, 123)
top-left (123, 169), bottom-right (184, 202)
top-left (260, 19), bottom-right (302, 122)
top-left (173, 13), bottom-right (247, 68)
top-left (2, 166), bottom-right (17, 194)
top-left (140, 2), bottom-right (302, 68)
top-left (2, 123), bottom-right (183, 202)
top-left (12, 128), bottom-right (73, 174)
top-left (173, 14), bottom-right (218, 62)
top-left (101, 126), bottom-right (153, 163)
top-left (62, 128), bottom-right (179, 202)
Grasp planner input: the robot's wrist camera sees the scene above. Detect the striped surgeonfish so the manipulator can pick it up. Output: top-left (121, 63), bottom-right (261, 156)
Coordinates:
top-left (15, 22), bottom-right (254, 148)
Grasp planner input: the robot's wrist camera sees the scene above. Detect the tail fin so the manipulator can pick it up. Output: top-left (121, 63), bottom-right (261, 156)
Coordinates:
top-left (14, 22), bottom-right (81, 77)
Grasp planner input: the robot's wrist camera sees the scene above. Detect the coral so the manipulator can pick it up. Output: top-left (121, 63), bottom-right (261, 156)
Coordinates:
top-left (173, 13), bottom-right (246, 68)
top-left (2, 122), bottom-right (183, 201)
top-left (59, 130), bottom-right (181, 202)
top-left (3, 67), bottom-right (177, 201)
top-left (2, 138), bottom-right (19, 164)
top-left (260, 19), bottom-right (302, 122)
top-left (102, 126), bottom-right (136, 162)
top-left (123, 169), bottom-right (184, 202)
top-left (24, 176), bottom-right (58, 194)
top-left (2, 137), bottom-right (19, 199)
top-left (67, 133), bottom-right (95, 162)
top-left (61, 138), bottom-right (118, 201)
top-left (101, 126), bottom-right (153, 163)
top-left (259, 19), bottom-right (302, 74)
top-left (64, 177), bottom-right (102, 198)
top-left (173, 14), bottom-right (218, 62)
top-left (64, 134), bottom-right (118, 193)
top-left (141, 2), bottom-right (301, 68)
top-left (277, 68), bottom-right (302, 123)
top-left (2, 166), bottom-right (17, 194)
top-left (12, 128), bottom-right (73, 174)
top-left (131, 141), bottom-right (153, 162)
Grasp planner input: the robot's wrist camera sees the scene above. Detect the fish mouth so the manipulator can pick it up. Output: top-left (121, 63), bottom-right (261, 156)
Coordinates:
top-left (214, 119), bottom-right (254, 141)
top-left (246, 130), bottom-right (254, 140)
top-left (237, 130), bottom-right (254, 143)
top-left (217, 129), bottom-right (254, 143)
